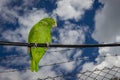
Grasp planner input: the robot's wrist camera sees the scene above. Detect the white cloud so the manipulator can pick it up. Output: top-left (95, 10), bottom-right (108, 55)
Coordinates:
top-left (0, 72), bottom-right (21, 80)
top-left (95, 55), bottom-right (120, 69)
top-left (19, 9), bottom-right (48, 28)
top-left (0, 0), bottom-right (44, 24)
top-left (0, 1), bottom-right (18, 24)
top-left (59, 21), bottom-right (87, 44)
top-left (53, 0), bottom-right (93, 20)
top-left (81, 62), bottom-right (96, 72)
top-left (60, 62), bottom-right (75, 71)
top-left (82, 0), bottom-right (120, 78)
top-left (92, 0), bottom-right (120, 43)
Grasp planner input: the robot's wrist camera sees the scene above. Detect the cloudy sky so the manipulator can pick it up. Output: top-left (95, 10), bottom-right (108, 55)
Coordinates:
top-left (0, 0), bottom-right (120, 80)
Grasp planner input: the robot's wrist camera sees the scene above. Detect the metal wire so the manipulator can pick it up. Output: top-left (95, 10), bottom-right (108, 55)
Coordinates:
top-left (1, 41), bottom-right (120, 48)
top-left (0, 54), bottom-right (120, 73)
top-left (38, 66), bottom-right (120, 80)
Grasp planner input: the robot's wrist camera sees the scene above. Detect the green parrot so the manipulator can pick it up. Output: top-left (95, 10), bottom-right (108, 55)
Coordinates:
top-left (28, 17), bottom-right (57, 72)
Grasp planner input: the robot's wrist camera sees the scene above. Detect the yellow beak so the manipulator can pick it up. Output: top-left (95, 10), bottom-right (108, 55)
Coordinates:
top-left (53, 22), bottom-right (57, 27)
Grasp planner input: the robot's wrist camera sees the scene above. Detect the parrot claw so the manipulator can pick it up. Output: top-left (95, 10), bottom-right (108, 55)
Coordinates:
top-left (34, 43), bottom-right (38, 48)
top-left (46, 42), bottom-right (50, 47)
top-left (44, 42), bottom-right (50, 51)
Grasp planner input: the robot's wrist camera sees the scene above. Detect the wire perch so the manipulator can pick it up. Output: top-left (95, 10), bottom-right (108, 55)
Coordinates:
top-left (0, 41), bottom-right (120, 48)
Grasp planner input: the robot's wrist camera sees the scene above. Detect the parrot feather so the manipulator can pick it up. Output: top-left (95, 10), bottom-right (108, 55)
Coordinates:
top-left (28, 17), bottom-right (56, 72)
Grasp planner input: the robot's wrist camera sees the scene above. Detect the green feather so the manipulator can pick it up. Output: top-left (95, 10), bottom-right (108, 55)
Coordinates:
top-left (28, 17), bottom-right (56, 72)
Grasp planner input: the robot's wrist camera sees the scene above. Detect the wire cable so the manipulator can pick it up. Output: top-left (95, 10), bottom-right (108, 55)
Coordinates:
top-left (0, 54), bottom-right (120, 73)
top-left (1, 41), bottom-right (120, 48)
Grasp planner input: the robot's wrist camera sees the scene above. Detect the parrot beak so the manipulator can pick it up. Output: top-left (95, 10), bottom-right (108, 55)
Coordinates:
top-left (53, 22), bottom-right (57, 27)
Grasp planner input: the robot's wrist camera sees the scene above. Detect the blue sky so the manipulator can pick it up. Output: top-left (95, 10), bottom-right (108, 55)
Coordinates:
top-left (0, 0), bottom-right (120, 80)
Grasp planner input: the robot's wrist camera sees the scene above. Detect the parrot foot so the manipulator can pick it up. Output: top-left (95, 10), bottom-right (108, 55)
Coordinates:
top-left (44, 42), bottom-right (50, 51)
top-left (46, 42), bottom-right (50, 47)
top-left (34, 43), bottom-right (38, 48)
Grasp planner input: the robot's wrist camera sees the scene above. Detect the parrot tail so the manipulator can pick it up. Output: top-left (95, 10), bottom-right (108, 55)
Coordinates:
top-left (35, 62), bottom-right (39, 72)
top-left (29, 47), bottom-right (39, 72)
top-left (30, 60), bottom-right (35, 72)
top-left (30, 59), bottom-right (39, 72)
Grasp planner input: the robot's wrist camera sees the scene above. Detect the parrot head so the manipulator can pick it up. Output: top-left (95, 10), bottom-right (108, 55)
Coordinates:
top-left (41, 17), bottom-right (57, 28)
